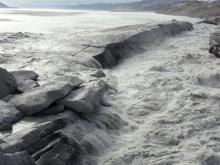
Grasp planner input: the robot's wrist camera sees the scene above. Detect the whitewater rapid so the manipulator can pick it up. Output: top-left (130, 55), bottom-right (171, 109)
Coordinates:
top-left (97, 23), bottom-right (220, 165)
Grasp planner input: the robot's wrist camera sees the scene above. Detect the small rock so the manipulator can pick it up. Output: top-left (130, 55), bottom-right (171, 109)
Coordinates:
top-left (209, 31), bottom-right (220, 57)
top-left (0, 68), bottom-right (17, 99)
top-left (91, 70), bottom-right (106, 78)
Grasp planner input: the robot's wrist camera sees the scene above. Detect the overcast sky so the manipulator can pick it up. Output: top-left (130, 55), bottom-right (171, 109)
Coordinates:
top-left (1, 0), bottom-right (139, 6)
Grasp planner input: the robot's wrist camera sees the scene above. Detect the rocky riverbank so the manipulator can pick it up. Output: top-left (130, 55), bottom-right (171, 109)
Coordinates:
top-left (0, 20), bottom-right (194, 165)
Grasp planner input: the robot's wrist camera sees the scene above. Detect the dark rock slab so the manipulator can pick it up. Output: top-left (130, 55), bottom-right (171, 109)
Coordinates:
top-left (0, 100), bottom-right (23, 131)
top-left (209, 31), bottom-right (220, 57)
top-left (0, 122), bottom-right (12, 132)
top-left (36, 137), bottom-right (78, 165)
top-left (0, 68), bottom-right (17, 99)
top-left (0, 151), bottom-right (36, 165)
top-left (37, 105), bottom-right (65, 116)
top-left (1, 118), bottom-right (69, 154)
top-left (93, 21), bottom-right (193, 68)
top-left (57, 80), bottom-right (107, 114)
top-left (9, 77), bottom-right (83, 115)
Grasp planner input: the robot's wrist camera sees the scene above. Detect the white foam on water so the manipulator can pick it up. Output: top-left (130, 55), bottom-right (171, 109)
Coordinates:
top-left (97, 23), bottom-right (220, 164)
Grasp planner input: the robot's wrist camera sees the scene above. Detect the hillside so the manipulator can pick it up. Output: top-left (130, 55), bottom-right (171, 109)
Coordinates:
top-left (71, 0), bottom-right (220, 18)
top-left (165, 1), bottom-right (220, 17)
top-left (0, 2), bottom-right (8, 8)
top-left (0, 2), bottom-right (7, 8)
top-left (115, 0), bottom-right (220, 17)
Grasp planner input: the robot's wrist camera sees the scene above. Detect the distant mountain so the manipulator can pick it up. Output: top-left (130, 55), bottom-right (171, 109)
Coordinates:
top-left (71, 0), bottom-right (220, 18)
top-left (0, 2), bottom-right (8, 8)
top-left (69, 3), bottom-right (119, 10)
top-left (165, 1), bottom-right (220, 17)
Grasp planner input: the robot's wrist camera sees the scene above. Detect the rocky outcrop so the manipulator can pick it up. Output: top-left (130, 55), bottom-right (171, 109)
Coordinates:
top-left (0, 68), bottom-right (17, 99)
top-left (209, 31), bottom-right (220, 57)
top-left (9, 77), bottom-right (83, 115)
top-left (0, 66), bottom-right (124, 165)
top-left (93, 21), bottom-right (193, 68)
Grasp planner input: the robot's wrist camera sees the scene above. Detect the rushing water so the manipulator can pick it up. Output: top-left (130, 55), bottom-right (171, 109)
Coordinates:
top-left (1, 9), bottom-right (217, 165)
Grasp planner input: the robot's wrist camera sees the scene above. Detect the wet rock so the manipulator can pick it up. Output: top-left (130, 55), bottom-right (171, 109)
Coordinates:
top-left (56, 121), bottom-right (112, 157)
top-left (0, 151), bottom-right (36, 165)
top-left (36, 137), bottom-right (78, 165)
top-left (11, 70), bottom-right (39, 93)
top-left (11, 70), bottom-right (39, 82)
top-left (91, 70), bottom-right (106, 78)
top-left (1, 118), bottom-right (69, 154)
top-left (9, 77), bottom-right (83, 115)
top-left (0, 100), bottom-right (23, 131)
top-left (0, 122), bottom-right (12, 132)
top-left (17, 80), bottom-right (40, 93)
top-left (57, 80), bottom-right (107, 114)
top-left (37, 105), bottom-right (65, 116)
top-left (93, 21), bottom-right (193, 68)
top-left (82, 111), bottom-right (126, 130)
top-left (199, 17), bottom-right (220, 25)
top-left (0, 68), bottom-right (17, 99)
top-left (209, 31), bottom-right (220, 57)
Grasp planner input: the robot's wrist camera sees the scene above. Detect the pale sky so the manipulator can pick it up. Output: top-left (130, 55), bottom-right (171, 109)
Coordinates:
top-left (2, 0), bottom-right (139, 6)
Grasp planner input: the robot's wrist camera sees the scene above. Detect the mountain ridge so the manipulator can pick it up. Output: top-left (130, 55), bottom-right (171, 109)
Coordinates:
top-left (71, 0), bottom-right (220, 18)
top-left (0, 2), bottom-right (8, 8)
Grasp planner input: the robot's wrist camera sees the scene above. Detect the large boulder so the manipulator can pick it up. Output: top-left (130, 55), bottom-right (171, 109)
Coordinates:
top-left (0, 151), bottom-right (36, 165)
top-left (10, 70), bottom-right (39, 93)
top-left (57, 80), bottom-right (107, 114)
top-left (209, 31), bottom-right (220, 57)
top-left (0, 100), bottom-right (23, 131)
top-left (0, 68), bottom-right (17, 99)
top-left (9, 77), bottom-right (83, 115)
